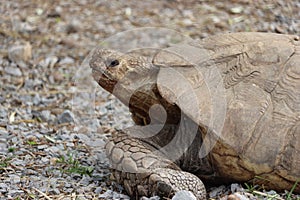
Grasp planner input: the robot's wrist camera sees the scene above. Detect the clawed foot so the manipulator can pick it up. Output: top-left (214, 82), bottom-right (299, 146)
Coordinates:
top-left (149, 168), bottom-right (206, 199)
top-left (106, 130), bottom-right (206, 200)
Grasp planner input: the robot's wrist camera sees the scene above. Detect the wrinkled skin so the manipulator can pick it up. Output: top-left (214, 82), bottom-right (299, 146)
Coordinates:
top-left (90, 32), bottom-right (300, 199)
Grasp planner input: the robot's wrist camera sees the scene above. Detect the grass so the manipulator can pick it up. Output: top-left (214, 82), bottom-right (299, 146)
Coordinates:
top-left (27, 140), bottom-right (38, 146)
top-left (0, 158), bottom-right (9, 168)
top-left (244, 177), bottom-right (300, 200)
top-left (56, 153), bottom-right (94, 176)
top-left (0, 156), bottom-right (12, 172)
top-left (287, 180), bottom-right (299, 200)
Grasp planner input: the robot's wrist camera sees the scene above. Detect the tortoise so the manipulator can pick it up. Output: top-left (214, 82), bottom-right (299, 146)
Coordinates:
top-left (90, 32), bottom-right (300, 199)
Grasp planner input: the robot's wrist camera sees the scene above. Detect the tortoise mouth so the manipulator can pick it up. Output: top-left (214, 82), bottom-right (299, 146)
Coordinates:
top-left (95, 71), bottom-right (118, 93)
top-left (91, 66), bottom-right (118, 83)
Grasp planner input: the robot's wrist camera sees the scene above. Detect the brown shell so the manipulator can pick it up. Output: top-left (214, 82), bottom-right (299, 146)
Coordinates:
top-left (154, 32), bottom-right (300, 191)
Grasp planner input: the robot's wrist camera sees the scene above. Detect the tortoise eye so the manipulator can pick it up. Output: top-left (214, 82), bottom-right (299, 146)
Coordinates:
top-left (108, 59), bottom-right (119, 67)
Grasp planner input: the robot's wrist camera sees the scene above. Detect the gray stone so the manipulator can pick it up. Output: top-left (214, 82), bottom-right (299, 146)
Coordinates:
top-left (0, 143), bottom-right (7, 152)
top-left (230, 183), bottom-right (244, 193)
top-left (32, 110), bottom-right (54, 123)
top-left (4, 66), bottom-right (22, 76)
top-left (209, 185), bottom-right (226, 198)
top-left (57, 110), bottom-right (75, 124)
top-left (94, 187), bottom-right (102, 194)
top-left (9, 174), bottom-right (21, 184)
top-left (32, 94), bottom-right (41, 105)
top-left (0, 96), bottom-right (4, 103)
top-left (0, 183), bottom-right (8, 193)
top-left (172, 190), bottom-right (196, 200)
top-left (140, 196), bottom-right (160, 200)
top-left (51, 188), bottom-right (61, 195)
top-left (24, 78), bottom-right (43, 90)
top-left (7, 189), bottom-right (24, 196)
top-left (39, 56), bottom-right (59, 68)
top-left (37, 144), bottom-right (49, 150)
top-left (45, 146), bottom-right (61, 154)
top-left (11, 159), bottom-right (25, 166)
top-left (41, 157), bottom-right (49, 163)
top-left (59, 57), bottom-right (75, 65)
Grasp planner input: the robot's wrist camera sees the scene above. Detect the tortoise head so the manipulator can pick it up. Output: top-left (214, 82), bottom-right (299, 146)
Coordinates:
top-left (90, 48), bottom-right (152, 93)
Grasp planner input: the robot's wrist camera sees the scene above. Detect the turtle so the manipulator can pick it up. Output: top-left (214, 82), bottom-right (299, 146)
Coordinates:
top-left (90, 32), bottom-right (300, 200)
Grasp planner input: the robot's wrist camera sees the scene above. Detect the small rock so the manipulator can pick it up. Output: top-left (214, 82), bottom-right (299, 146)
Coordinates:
top-left (39, 56), bottom-right (59, 68)
top-left (0, 95), bottom-right (5, 103)
top-left (24, 78), bottom-right (43, 90)
top-left (172, 190), bottom-right (196, 200)
top-left (4, 66), bottom-right (22, 76)
top-left (231, 183), bottom-right (243, 193)
top-left (46, 146), bottom-right (61, 154)
top-left (8, 42), bottom-right (32, 66)
top-left (266, 190), bottom-right (278, 196)
top-left (50, 188), bottom-right (60, 195)
top-left (94, 187), bottom-right (102, 194)
top-left (32, 110), bottom-right (54, 123)
top-left (66, 142), bottom-right (74, 147)
top-left (0, 129), bottom-right (8, 152)
top-left (140, 196), bottom-right (160, 200)
top-left (59, 57), bottom-right (75, 65)
top-left (57, 110), bottom-right (75, 124)
top-left (230, 6), bottom-right (243, 14)
top-left (182, 19), bottom-right (193, 26)
top-left (0, 142), bottom-right (7, 152)
top-left (41, 157), bottom-right (49, 163)
top-left (32, 94), bottom-right (41, 105)
top-left (11, 159), bottom-right (25, 166)
top-left (0, 183), bottom-right (8, 192)
top-left (209, 185), bottom-right (226, 198)
top-left (7, 189), bottom-right (24, 196)
top-left (9, 174), bottom-right (21, 184)
top-left (37, 144), bottom-right (48, 150)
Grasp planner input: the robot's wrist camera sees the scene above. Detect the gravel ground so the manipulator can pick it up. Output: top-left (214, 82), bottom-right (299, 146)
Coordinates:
top-left (0, 0), bottom-right (299, 199)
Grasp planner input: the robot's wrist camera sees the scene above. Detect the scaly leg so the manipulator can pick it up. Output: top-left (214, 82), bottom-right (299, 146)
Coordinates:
top-left (105, 128), bottom-right (206, 200)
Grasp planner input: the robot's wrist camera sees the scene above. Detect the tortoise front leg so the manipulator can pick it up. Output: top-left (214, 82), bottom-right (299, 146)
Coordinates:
top-left (105, 129), bottom-right (206, 200)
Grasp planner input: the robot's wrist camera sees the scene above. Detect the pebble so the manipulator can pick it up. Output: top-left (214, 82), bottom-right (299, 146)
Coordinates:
top-left (4, 66), bottom-right (22, 76)
top-left (57, 110), bottom-right (75, 124)
top-left (209, 185), bottom-right (227, 198)
top-left (172, 190), bottom-right (197, 200)
top-left (94, 187), bottom-right (102, 194)
top-left (39, 56), bottom-right (59, 68)
top-left (231, 183), bottom-right (243, 193)
top-left (37, 144), bottom-right (49, 150)
top-left (32, 110), bottom-right (54, 122)
top-left (0, 183), bottom-right (8, 193)
top-left (141, 196), bottom-right (160, 200)
top-left (8, 42), bottom-right (32, 66)
top-left (45, 146), bottom-right (61, 154)
top-left (0, 129), bottom-right (8, 152)
top-left (9, 174), bottom-right (21, 184)
top-left (7, 189), bottom-right (24, 197)
top-left (59, 56), bottom-right (75, 65)
top-left (41, 157), bottom-right (49, 163)
top-left (11, 159), bottom-right (26, 166)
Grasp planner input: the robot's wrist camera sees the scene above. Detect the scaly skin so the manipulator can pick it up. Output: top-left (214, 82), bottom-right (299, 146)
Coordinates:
top-left (106, 129), bottom-right (206, 200)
